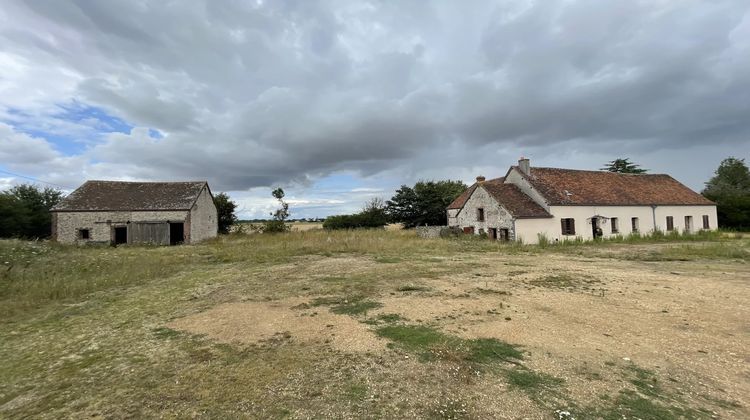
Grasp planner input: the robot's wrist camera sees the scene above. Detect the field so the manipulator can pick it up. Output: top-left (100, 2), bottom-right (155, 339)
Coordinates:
top-left (1, 231), bottom-right (749, 419)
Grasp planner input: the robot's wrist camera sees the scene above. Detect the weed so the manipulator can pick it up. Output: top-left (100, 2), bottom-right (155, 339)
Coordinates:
top-left (375, 256), bottom-right (401, 264)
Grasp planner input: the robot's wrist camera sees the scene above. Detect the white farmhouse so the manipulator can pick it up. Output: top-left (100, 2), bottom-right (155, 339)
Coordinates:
top-left (447, 158), bottom-right (717, 244)
top-left (51, 181), bottom-right (218, 245)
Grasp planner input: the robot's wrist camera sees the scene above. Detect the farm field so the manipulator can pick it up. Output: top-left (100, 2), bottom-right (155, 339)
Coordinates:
top-left (1, 231), bottom-right (748, 419)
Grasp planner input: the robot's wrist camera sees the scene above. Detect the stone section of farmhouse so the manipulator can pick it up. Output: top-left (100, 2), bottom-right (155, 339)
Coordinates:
top-left (51, 181), bottom-right (218, 245)
top-left (448, 158), bottom-right (718, 244)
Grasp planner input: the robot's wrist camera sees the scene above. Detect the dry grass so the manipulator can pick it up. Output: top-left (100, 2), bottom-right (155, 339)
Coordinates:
top-left (1, 230), bottom-right (748, 418)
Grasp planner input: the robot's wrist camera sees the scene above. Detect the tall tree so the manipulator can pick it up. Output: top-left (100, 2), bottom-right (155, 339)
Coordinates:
top-left (601, 158), bottom-right (648, 174)
top-left (263, 187), bottom-right (290, 232)
top-left (702, 157), bottom-right (750, 229)
top-left (386, 180), bottom-right (467, 228)
top-left (213, 192), bottom-right (237, 234)
top-left (0, 184), bottom-right (63, 238)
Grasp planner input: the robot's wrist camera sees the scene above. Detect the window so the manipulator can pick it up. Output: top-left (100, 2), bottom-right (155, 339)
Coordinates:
top-left (477, 208), bottom-right (485, 222)
top-left (684, 216), bottom-right (693, 233)
top-left (702, 215), bottom-right (710, 229)
top-left (666, 216), bottom-right (674, 231)
top-left (611, 217), bottom-right (619, 234)
top-left (561, 218), bottom-right (576, 235)
top-left (631, 217), bottom-right (639, 233)
top-left (78, 229), bottom-right (90, 240)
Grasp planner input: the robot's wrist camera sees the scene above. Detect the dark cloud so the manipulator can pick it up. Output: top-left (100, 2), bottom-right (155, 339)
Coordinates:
top-left (1, 0), bottom-right (749, 203)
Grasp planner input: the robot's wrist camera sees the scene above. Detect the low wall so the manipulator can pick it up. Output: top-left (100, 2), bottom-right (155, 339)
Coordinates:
top-left (416, 226), bottom-right (445, 239)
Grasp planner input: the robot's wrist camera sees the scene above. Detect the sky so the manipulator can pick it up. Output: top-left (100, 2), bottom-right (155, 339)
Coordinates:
top-left (1, 0), bottom-right (749, 219)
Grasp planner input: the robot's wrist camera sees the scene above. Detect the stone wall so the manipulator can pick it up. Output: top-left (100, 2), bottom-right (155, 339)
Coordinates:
top-left (55, 210), bottom-right (189, 244)
top-left (416, 226), bottom-right (444, 238)
top-left (451, 185), bottom-right (515, 239)
top-left (189, 187), bottom-right (218, 242)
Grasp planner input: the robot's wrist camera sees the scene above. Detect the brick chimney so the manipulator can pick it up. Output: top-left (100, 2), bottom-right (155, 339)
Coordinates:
top-left (476, 175), bottom-right (486, 184)
top-left (518, 157), bottom-right (530, 175)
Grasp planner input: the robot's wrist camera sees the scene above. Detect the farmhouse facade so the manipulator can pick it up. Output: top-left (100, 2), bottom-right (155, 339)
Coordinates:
top-left (448, 159), bottom-right (717, 244)
top-left (51, 181), bottom-right (218, 245)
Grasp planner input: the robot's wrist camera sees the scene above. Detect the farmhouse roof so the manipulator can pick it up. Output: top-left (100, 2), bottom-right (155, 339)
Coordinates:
top-left (481, 179), bottom-right (553, 218)
top-left (52, 180), bottom-right (209, 212)
top-left (511, 167), bottom-right (714, 206)
top-left (447, 177), bottom-right (552, 218)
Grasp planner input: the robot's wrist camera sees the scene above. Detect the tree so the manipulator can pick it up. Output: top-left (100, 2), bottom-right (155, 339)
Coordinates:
top-left (213, 192), bottom-right (237, 234)
top-left (0, 184), bottom-right (63, 238)
top-left (702, 157), bottom-right (750, 229)
top-left (601, 158), bottom-right (648, 174)
top-left (263, 187), bottom-right (290, 233)
top-left (386, 180), bottom-right (467, 228)
top-left (323, 197), bottom-right (388, 230)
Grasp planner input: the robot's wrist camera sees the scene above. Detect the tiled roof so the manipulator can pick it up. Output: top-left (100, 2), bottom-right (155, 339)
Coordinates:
top-left (447, 183), bottom-right (481, 209)
top-left (52, 181), bottom-right (208, 211)
top-left (448, 177), bottom-right (552, 218)
top-left (481, 179), bottom-right (552, 218)
top-left (515, 167), bottom-right (714, 206)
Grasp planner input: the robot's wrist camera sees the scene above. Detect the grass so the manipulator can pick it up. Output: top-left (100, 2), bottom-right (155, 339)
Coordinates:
top-left (0, 229), bottom-right (747, 418)
top-left (504, 368), bottom-right (563, 391)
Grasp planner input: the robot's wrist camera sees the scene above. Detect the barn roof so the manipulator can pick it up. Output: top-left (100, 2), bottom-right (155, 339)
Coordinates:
top-left (511, 167), bottom-right (715, 206)
top-left (447, 177), bottom-right (552, 218)
top-left (52, 181), bottom-right (209, 212)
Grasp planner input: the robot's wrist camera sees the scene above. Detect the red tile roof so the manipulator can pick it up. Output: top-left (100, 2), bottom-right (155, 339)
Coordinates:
top-left (514, 167), bottom-right (714, 206)
top-left (448, 177), bottom-right (552, 218)
top-left (481, 179), bottom-right (553, 218)
top-left (52, 181), bottom-right (209, 211)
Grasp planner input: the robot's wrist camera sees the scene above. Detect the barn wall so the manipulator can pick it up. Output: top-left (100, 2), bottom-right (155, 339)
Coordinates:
top-left (189, 187), bottom-right (218, 243)
top-left (55, 210), bottom-right (188, 244)
top-left (450, 185), bottom-right (515, 239)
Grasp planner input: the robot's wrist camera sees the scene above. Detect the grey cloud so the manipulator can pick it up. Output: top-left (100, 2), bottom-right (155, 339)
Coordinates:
top-left (1, 0), bottom-right (749, 199)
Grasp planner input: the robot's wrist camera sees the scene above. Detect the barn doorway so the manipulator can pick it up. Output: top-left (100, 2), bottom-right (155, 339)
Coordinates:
top-left (499, 228), bottom-right (510, 241)
top-left (169, 222), bottom-right (184, 245)
top-left (114, 226), bottom-right (128, 245)
top-left (488, 228), bottom-right (497, 240)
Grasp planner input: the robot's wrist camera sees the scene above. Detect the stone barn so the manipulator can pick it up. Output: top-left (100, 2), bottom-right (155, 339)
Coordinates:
top-left (51, 181), bottom-right (218, 245)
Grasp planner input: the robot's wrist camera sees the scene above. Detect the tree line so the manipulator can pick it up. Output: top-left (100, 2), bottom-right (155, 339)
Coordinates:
top-left (0, 157), bottom-right (748, 239)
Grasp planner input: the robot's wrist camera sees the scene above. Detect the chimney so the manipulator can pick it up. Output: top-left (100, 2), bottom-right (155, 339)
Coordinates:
top-left (518, 157), bottom-right (530, 175)
top-left (476, 175), bottom-right (486, 184)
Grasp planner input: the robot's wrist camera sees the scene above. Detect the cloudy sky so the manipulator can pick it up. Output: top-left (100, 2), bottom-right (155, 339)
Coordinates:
top-left (1, 1), bottom-right (749, 218)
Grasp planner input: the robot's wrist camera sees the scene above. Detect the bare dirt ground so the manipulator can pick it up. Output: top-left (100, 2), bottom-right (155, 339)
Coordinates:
top-left (2, 233), bottom-right (748, 419)
top-left (169, 251), bottom-right (750, 419)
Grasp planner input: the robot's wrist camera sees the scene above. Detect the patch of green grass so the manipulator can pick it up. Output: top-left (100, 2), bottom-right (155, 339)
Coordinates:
top-left (591, 390), bottom-right (705, 420)
top-left (331, 300), bottom-right (382, 315)
top-left (152, 327), bottom-right (180, 339)
top-left (376, 325), bottom-right (450, 352)
top-left (465, 338), bottom-right (523, 364)
top-left (343, 382), bottom-right (368, 401)
top-left (376, 313), bottom-right (404, 323)
top-left (504, 368), bottom-right (563, 392)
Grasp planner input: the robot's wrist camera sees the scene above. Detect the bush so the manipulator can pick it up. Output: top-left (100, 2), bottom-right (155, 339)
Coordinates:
top-left (323, 211), bottom-right (387, 230)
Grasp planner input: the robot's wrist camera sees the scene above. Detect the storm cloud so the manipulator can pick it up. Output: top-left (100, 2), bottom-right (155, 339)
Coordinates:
top-left (1, 0), bottom-right (749, 217)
